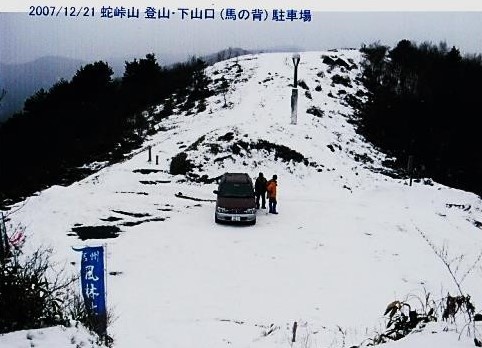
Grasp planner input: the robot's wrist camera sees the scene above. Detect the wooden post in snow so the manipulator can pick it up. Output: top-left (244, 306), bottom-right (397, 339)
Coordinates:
top-left (407, 155), bottom-right (414, 186)
top-left (290, 54), bottom-right (300, 125)
top-left (0, 213), bottom-right (10, 261)
top-left (292, 321), bottom-right (298, 343)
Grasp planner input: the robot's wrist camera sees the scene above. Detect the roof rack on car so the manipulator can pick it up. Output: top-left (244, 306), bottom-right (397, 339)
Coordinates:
top-left (222, 172), bottom-right (251, 183)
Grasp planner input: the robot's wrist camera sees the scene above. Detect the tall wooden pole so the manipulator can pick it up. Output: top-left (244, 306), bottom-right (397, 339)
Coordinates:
top-left (291, 54), bottom-right (300, 125)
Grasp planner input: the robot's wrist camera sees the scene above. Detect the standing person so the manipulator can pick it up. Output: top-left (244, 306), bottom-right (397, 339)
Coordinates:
top-left (254, 172), bottom-right (267, 209)
top-left (266, 174), bottom-right (278, 214)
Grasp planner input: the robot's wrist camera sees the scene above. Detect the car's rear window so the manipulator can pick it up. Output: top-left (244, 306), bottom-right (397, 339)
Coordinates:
top-left (219, 183), bottom-right (253, 197)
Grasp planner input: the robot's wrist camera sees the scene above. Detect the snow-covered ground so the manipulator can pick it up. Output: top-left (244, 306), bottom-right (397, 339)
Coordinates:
top-left (2, 50), bottom-right (482, 347)
top-left (0, 325), bottom-right (104, 348)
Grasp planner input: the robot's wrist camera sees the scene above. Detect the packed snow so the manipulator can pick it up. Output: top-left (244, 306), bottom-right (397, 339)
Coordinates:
top-left (2, 50), bottom-right (482, 347)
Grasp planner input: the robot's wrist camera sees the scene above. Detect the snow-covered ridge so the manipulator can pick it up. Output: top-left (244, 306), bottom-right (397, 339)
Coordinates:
top-left (158, 50), bottom-right (392, 188)
top-left (3, 50), bottom-right (482, 348)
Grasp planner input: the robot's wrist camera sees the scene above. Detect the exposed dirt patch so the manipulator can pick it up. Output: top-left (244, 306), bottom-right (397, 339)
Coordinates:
top-left (71, 225), bottom-right (122, 240)
top-left (133, 169), bottom-right (163, 174)
top-left (116, 191), bottom-right (149, 195)
top-left (214, 155), bottom-right (233, 163)
top-left (139, 180), bottom-right (171, 185)
top-left (446, 203), bottom-right (471, 211)
top-left (121, 217), bottom-right (167, 227)
top-left (101, 216), bottom-right (123, 222)
top-left (109, 271), bottom-right (124, 276)
top-left (175, 192), bottom-right (216, 202)
top-left (112, 210), bottom-right (151, 218)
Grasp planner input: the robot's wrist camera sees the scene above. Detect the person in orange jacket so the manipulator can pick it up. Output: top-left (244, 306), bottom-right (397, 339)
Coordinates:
top-left (266, 174), bottom-right (278, 214)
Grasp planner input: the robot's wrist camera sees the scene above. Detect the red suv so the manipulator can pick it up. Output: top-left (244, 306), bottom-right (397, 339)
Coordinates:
top-left (213, 173), bottom-right (256, 225)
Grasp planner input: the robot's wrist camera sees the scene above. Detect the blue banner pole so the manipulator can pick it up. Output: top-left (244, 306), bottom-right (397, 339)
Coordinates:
top-left (73, 245), bottom-right (107, 335)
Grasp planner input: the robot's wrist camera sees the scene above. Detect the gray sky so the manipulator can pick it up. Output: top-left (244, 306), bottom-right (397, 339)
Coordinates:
top-left (2, 12), bottom-right (482, 65)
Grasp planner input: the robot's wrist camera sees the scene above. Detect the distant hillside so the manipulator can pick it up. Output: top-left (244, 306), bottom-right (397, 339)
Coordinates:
top-left (202, 47), bottom-right (253, 65)
top-left (201, 46), bottom-right (306, 66)
top-left (0, 56), bottom-right (85, 122)
top-left (0, 47), bottom-right (305, 122)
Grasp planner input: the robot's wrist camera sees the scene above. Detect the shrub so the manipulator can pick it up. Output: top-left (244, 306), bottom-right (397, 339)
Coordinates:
top-left (322, 55), bottom-right (351, 69)
top-left (217, 132), bottom-right (235, 142)
top-left (197, 99), bottom-right (207, 112)
top-left (306, 106), bottom-right (324, 118)
top-left (322, 55), bottom-right (336, 66)
top-left (230, 143), bottom-right (241, 155)
top-left (208, 143), bottom-right (221, 155)
top-left (253, 140), bottom-right (310, 166)
top-left (186, 135), bottom-right (206, 151)
top-left (344, 94), bottom-right (363, 110)
top-left (68, 292), bottom-right (114, 345)
top-left (0, 246), bottom-right (75, 334)
top-left (298, 80), bottom-right (309, 90)
top-left (368, 295), bottom-right (437, 345)
top-left (0, 221), bottom-right (114, 344)
top-left (331, 74), bottom-right (352, 87)
top-left (169, 152), bottom-right (194, 175)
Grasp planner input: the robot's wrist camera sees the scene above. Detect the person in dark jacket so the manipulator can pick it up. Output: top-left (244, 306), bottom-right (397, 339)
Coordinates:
top-left (266, 174), bottom-right (278, 214)
top-left (254, 172), bottom-right (268, 209)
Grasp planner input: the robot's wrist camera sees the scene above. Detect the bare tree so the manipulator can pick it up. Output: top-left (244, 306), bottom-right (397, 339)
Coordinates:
top-left (219, 76), bottom-right (229, 107)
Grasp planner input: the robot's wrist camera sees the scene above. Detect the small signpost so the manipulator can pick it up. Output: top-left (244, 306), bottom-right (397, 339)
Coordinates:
top-left (292, 321), bottom-right (298, 342)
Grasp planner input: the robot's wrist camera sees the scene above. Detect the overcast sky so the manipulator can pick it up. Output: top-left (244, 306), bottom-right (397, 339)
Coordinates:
top-left (2, 12), bottom-right (482, 65)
